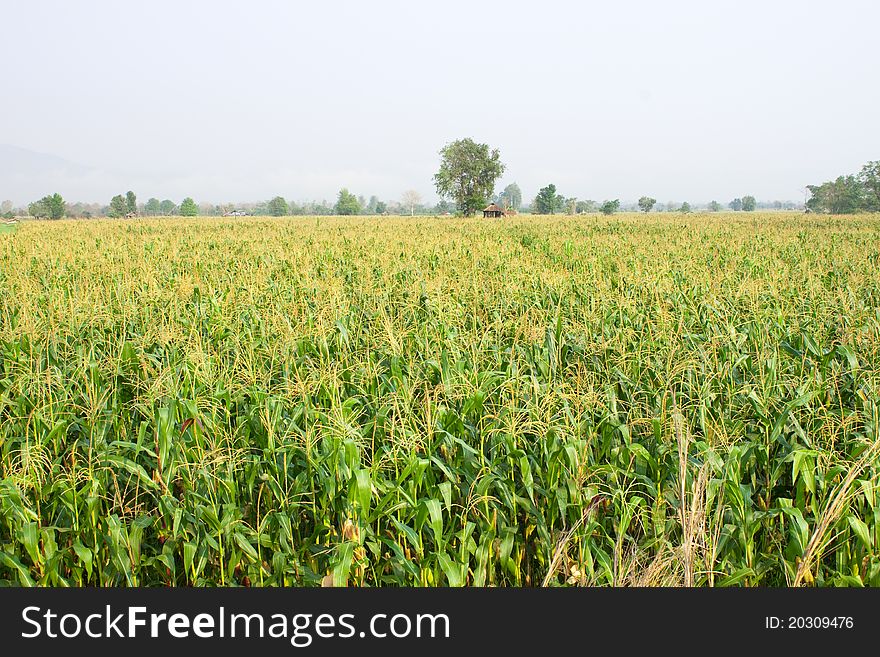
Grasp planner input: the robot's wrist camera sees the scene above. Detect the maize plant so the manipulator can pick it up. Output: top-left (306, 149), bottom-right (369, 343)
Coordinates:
top-left (0, 213), bottom-right (878, 587)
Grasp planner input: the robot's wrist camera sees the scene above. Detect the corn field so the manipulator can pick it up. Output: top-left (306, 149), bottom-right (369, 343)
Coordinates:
top-left (1, 212), bottom-right (879, 587)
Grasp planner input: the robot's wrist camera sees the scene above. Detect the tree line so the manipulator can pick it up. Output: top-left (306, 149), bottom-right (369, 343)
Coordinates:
top-left (805, 161), bottom-right (879, 214)
top-left (11, 137), bottom-right (843, 220)
top-left (12, 189), bottom-right (449, 219)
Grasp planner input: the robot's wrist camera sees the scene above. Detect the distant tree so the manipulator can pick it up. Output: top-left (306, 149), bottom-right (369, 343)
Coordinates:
top-left (433, 199), bottom-right (452, 214)
top-left (708, 200), bottom-right (722, 212)
top-left (159, 199), bottom-right (176, 215)
top-left (28, 200), bottom-right (47, 218)
top-left (498, 183), bottom-right (522, 211)
top-left (806, 176), bottom-right (865, 214)
top-left (108, 194), bottom-right (128, 218)
top-left (400, 190), bottom-right (422, 216)
top-left (125, 191), bottom-right (137, 215)
top-left (600, 199), bottom-right (620, 215)
top-left (741, 195), bottom-right (757, 211)
top-left (267, 196), bottom-right (290, 216)
top-left (302, 200), bottom-right (330, 215)
top-left (179, 197), bottom-right (198, 216)
top-left (1, 200), bottom-right (12, 215)
top-left (144, 198), bottom-right (161, 215)
top-left (858, 161), bottom-right (880, 211)
top-left (434, 138), bottom-right (505, 216)
top-left (335, 188), bottom-right (362, 215)
top-left (29, 195), bottom-right (64, 219)
top-left (637, 196), bottom-right (656, 213)
top-left (729, 198), bottom-right (743, 211)
top-left (680, 201), bottom-right (692, 214)
top-left (533, 184), bottom-right (565, 214)
top-left (575, 199), bottom-right (597, 213)
top-left (46, 193), bottom-right (66, 219)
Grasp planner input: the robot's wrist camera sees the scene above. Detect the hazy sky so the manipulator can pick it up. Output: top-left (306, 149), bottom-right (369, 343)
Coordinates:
top-left (2, 0), bottom-right (878, 206)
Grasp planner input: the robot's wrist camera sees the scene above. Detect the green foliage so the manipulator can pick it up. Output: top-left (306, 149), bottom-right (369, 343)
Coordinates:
top-left (680, 201), bottom-right (691, 214)
top-left (729, 198), bottom-right (743, 211)
top-left (334, 189), bottom-right (362, 215)
top-left (126, 191), bottom-right (137, 215)
top-left (533, 184), bottom-right (564, 214)
top-left (859, 161), bottom-right (880, 211)
top-left (638, 197), bottom-right (656, 214)
top-left (742, 195), bottom-right (757, 212)
top-left (159, 199), bottom-right (177, 215)
top-left (1, 213), bottom-right (880, 588)
top-left (28, 193), bottom-right (66, 220)
top-left (108, 195), bottom-right (128, 218)
top-left (267, 196), bottom-right (290, 217)
top-left (600, 199), bottom-right (620, 215)
top-left (807, 177), bottom-right (866, 214)
top-left (179, 197), bottom-right (198, 217)
top-left (708, 200), bottom-right (722, 212)
top-left (806, 160), bottom-right (880, 214)
top-left (434, 138), bottom-right (505, 216)
top-left (144, 198), bottom-right (161, 216)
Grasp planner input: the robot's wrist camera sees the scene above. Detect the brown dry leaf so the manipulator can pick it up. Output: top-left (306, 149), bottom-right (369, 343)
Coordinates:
top-left (342, 519), bottom-right (360, 542)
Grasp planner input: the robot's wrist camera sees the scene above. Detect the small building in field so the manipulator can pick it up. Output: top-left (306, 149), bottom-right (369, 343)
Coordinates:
top-left (483, 203), bottom-right (505, 218)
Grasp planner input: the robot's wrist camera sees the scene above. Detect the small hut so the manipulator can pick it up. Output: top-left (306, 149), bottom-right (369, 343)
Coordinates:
top-left (482, 203), bottom-right (505, 218)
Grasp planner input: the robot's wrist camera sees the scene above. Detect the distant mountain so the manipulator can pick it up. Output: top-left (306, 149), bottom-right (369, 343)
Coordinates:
top-left (0, 144), bottom-right (95, 204)
top-left (0, 144), bottom-right (90, 177)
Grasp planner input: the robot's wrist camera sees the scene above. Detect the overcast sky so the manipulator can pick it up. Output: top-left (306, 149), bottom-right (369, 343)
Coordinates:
top-left (1, 0), bottom-right (878, 206)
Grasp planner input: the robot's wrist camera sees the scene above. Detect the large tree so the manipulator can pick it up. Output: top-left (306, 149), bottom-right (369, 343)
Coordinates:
top-left (28, 193), bottom-right (66, 219)
top-left (638, 196), bottom-right (656, 213)
top-left (729, 198), bottom-right (743, 211)
top-left (126, 191), bottom-right (137, 215)
top-left (144, 198), bottom-right (161, 215)
top-left (741, 195), bottom-right (757, 211)
top-left (433, 138), bottom-right (505, 216)
top-left (600, 199), bottom-right (620, 215)
top-left (179, 197), bottom-right (199, 216)
top-left (335, 188), bottom-right (362, 215)
top-left (806, 176), bottom-right (865, 214)
top-left (159, 199), bottom-right (176, 215)
top-left (858, 161), bottom-right (880, 211)
top-left (267, 196), bottom-right (290, 216)
top-left (498, 183), bottom-right (522, 210)
top-left (708, 200), bottom-right (722, 212)
top-left (533, 183), bottom-right (564, 214)
top-left (108, 194), bottom-right (128, 218)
